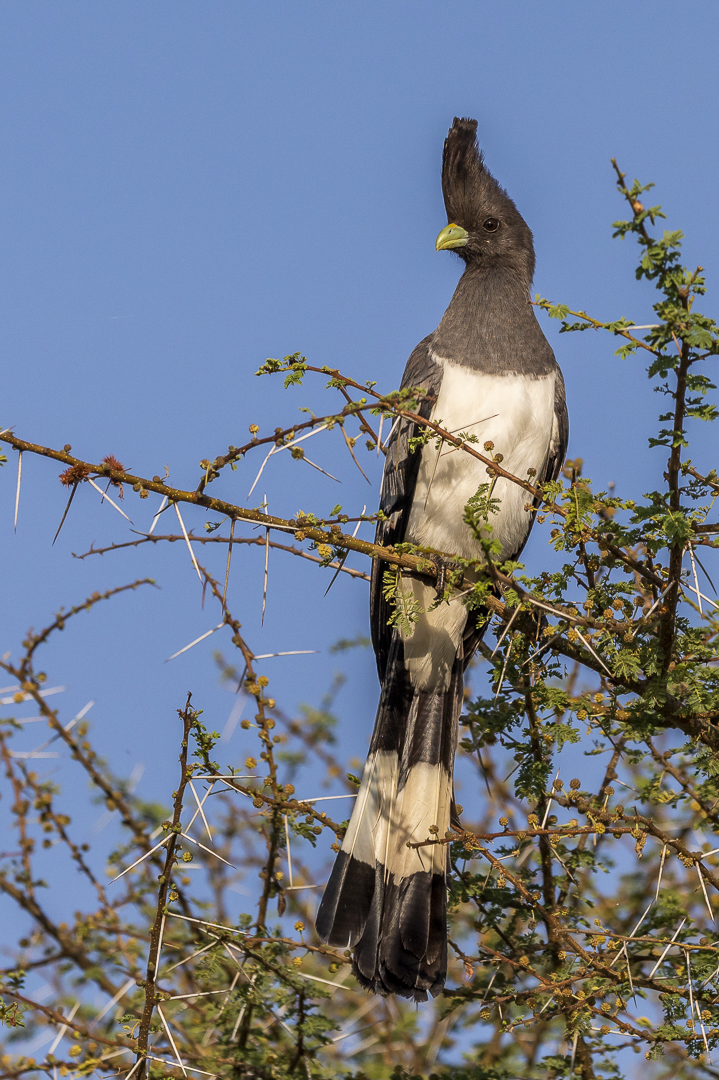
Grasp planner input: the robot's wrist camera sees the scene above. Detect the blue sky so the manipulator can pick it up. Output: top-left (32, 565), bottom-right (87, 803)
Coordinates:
top-left (1, 0), bottom-right (718, 1003)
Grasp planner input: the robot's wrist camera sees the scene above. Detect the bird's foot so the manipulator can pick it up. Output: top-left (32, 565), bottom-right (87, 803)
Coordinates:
top-left (429, 555), bottom-right (464, 600)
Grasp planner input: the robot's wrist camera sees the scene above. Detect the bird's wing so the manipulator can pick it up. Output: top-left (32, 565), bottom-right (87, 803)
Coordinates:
top-left (544, 368), bottom-right (569, 486)
top-left (370, 336), bottom-right (442, 682)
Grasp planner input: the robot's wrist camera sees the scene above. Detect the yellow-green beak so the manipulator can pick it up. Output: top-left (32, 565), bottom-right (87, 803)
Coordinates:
top-left (435, 223), bottom-right (469, 251)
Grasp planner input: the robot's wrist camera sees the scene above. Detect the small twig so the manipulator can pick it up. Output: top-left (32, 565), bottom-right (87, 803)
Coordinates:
top-left (75, 531), bottom-right (372, 582)
top-left (341, 424), bottom-right (371, 485)
top-left (134, 695), bottom-right (196, 1080)
top-left (13, 450), bottom-right (22, 532)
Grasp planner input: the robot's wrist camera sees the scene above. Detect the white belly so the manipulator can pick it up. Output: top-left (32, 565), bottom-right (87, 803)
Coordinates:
top-left (406, 359), bottom-right (555, 563)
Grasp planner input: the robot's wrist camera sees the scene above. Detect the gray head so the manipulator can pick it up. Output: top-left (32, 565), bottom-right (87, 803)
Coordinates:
top-left (435, 117), bottom-right (535, 288)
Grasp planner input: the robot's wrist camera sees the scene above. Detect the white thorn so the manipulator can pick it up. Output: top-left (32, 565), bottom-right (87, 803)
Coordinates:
top-left (262, 495), bottom-right (269, 625)
top-left (174, 501), bottom-right (203, 583)
top-left (284, 814), bottom-right (293, 888)
top-left (188, 779), bottom-right (213, 842)
top-left (647, 918), bottom-right (686, 978)
top-left (165, 622), bottom-right (225, 662)
top-left (108, 835), bottom-right (170, 883)
top-left (87, 476), bottom-right (133, 523)
top-left (148, 494), bottom-right (168, 535)
top-left (181, 831), bottom-right (235, 868)
top-left (13, 447), bottom-right (21, 531)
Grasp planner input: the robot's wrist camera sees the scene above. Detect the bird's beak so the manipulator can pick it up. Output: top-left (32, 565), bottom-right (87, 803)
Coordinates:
top-left (435, 223), bottom-right (469, 251)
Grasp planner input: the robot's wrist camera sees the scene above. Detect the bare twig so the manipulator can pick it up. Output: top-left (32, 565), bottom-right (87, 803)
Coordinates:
top-left (134, 695), bottom-right (196, 1080)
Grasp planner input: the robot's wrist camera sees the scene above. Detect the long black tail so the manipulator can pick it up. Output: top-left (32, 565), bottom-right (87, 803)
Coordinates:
top-left (316, 632), bottom-right (462, 1001)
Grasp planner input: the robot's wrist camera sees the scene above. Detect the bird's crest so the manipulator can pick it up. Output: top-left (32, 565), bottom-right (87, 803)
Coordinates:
top-left (441, 117), bottom-right (511, 229)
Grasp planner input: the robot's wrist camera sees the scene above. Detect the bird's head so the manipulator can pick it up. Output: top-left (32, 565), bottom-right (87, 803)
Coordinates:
top-left (436, 117), bottom-right (535, 285)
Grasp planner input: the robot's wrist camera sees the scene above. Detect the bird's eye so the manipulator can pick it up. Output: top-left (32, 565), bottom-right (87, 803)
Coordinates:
top-left (483, 218), bottom-right (500, 232)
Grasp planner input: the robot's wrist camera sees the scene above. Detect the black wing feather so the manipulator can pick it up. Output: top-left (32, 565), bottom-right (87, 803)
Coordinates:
top-left (546, 369), bottom-right (569, 486)
top-left (369, 336), bottom-right (442, 681)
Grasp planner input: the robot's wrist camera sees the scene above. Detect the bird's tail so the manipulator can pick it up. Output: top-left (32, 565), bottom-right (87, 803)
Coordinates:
top-left (316, 633), bottom-right (462, 1001)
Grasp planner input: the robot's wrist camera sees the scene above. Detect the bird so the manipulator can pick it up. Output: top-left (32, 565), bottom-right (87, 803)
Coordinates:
top-left (316, 117), bottom-right (568, 1001)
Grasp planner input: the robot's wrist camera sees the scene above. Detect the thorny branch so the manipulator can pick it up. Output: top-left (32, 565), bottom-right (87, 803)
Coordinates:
top-left (135, 696), bottom-right (196, 1079)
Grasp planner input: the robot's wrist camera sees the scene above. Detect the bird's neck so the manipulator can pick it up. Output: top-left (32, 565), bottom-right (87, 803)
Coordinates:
top-left (432, 264), bottom-right (553, 376)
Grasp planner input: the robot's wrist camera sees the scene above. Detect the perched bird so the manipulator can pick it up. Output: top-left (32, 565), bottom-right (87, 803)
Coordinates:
top-left (316, 118), bottom-right (568, 1000)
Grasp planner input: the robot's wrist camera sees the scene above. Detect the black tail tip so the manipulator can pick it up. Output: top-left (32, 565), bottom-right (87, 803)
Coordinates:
top-left (352, 960), bottom-right (444, 1003)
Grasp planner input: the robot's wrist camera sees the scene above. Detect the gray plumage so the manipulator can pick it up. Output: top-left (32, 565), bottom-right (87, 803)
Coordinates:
top-left (316, 117), bottom-right (568, 1000)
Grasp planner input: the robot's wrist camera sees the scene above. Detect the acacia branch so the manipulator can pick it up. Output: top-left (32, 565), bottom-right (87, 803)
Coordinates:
top-left (73, 532), bottom-right (371, 581)
top-left (135, 695), bottom-right (195, 1079)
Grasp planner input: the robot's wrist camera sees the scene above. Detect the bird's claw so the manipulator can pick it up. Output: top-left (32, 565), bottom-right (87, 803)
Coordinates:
top-left (430, 555), bottom-right (464, 600)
